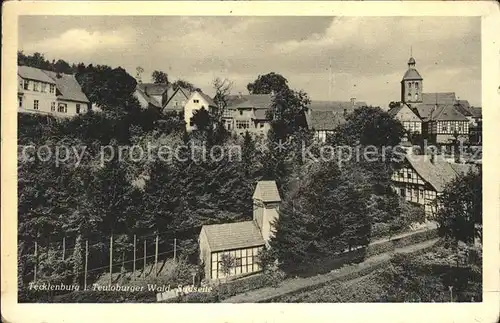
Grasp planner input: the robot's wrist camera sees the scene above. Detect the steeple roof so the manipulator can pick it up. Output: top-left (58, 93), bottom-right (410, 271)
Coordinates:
top-left (402, 68), bottom-right (423, 80)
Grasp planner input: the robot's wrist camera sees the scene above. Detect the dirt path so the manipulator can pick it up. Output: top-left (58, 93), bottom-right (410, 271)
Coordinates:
top-left (222, 238), bottom-right (438, 303)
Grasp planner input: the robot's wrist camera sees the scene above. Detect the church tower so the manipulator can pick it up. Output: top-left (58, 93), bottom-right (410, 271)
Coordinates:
top-left (401, 56), bottom-right (423, 104)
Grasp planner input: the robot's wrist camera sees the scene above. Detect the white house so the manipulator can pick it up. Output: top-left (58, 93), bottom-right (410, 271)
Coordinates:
top-left (184, 90), bottom-right (218, 131)
top-left (198, 180), bottom-right (281, 281)
top-left (18, 65), bottom-right (90, 117)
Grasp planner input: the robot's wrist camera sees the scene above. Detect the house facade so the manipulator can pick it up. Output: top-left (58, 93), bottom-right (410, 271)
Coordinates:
top-left (18, 65), bottom-right (90, 117)
top-left (392, 154), bottom-right (473, 218)
top-left (223, 94), bottom-right (273, 137)
top-left (184, 91), bottom-right (218, 132)
top-left (163, 87), bottom-right (192, 112)
top-left (198, 180), bottom-right (281, 282)
top-left (134, 83), bottom-right (170, 110)
top-left (306, 99), bottom-right (367, 142)
top-left (387, 103), bottom-right (422, 137)
top-left (398, 57), bottom-right (478, 145)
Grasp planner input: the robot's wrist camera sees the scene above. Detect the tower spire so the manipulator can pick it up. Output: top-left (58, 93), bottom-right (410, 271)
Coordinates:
top-left (410, 45), bottom-right (413, 57)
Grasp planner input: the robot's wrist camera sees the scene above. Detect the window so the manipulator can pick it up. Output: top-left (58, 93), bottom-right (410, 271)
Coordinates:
top-left (24, 80), bottom-right (29, 90)
top-left (41, 83), bottom-right (47, 92)
top-left (33, 100), bottom-right (39, 110)
top-left (408, 82), bottom-right (412, 88)
top-left (407, 173), bottom-right (411, 179)
top-left (58, 103), bottom-right (67, 113)
top-left (408, 92), bottom-right (411, 97)
top-left (33, 82), bottom-right (40, 92)
top-left (193, 99), bottom-right (199, 103)
top-left (239, 110), bottom-right (243, 116)
top-left (76, 104), bottom-right (81, 114)
top-left (50, 84), bottom-right (55, 94)
top-left (51, 102), bottom-right (55, 112)
top-left (260, 123), bottom-right (265, 128)
top-left (19, 97), bottom-right (23, 108)
top-left (415, 82), bottom-right (419, 89)
top-left (400, 188), bottom-right (405, 197)
top-left (236, 120), bottom-right (250, 129)
top-left (174, 100), bottom-right (178, 107)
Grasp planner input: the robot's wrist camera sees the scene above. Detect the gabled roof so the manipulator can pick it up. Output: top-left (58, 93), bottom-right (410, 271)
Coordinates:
top-left (166, 86), bottom-right (192, 103)
top-left (43, 70), bottom-right (89, 103)
top-left (414, 104), bottom-right (468, 122)
top-left (197, 91), bottom-right (217, 107)
top-left (469, 107), bottom-right (482, 118)
top-left (405, 155), bottom-right (475, 192)
top-left (307, 110), bottom-right (346, 131)
top-left (421, 92), bottom-right (456, 105)
top-left (135, 88), bottom-right (161, 108)
top-left (252, 180), bottom-right (281, 203)
top-left (18, 65), bottom-right (56, 84)
top-left (433, 104), bottom-right (469, 121)
top-left (402, 68), bottom-right (423, 80)
top-left (137, 83), bottom-right (169, 96)
top-left (201, 221), bottom-right (265, 252)
top-left (453, 102), bottom-right (473, 117)
top-left (253, 109), bottom-right (268, 120)
top-left (308, 100), bottom-right (367, 112)
top-left (387, 105), bottom-right (404, 117)
top-left (227, 94), bottom-right (273, 110)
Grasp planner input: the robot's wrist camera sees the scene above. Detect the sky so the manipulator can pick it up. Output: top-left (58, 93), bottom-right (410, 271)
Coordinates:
top-left (18, 16), bottom-right (481, 107)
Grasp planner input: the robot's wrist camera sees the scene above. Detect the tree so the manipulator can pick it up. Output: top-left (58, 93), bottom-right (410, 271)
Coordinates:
top-left (172, 79), bottom-right (198, 92)
top-left (433, 167), bottom-right (482, 245)
top-left (269, 161), bottom-right (372, 273)
top-left (152, 70), bottom-right (169, 84)
top-left (388, 101), bottom-right (400, 110)
top-left (212, 77), bottom-right (233, 122)
top-left (219, 253), bottom-right (235, 282)
top-left (190, 107), bottom-right (212, 133)
top-left (329, 106), bottom-right (405, 147)
top-left (247, 72), bottom-right (289, 94)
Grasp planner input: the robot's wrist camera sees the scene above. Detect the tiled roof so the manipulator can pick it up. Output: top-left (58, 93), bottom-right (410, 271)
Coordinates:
top-left (469, 107), bottom-right (482, 118)
top-left (197, 91), bottom-right (217, 107)
top-left (434, 105), bottom-right (469, 121)
top-left (308, 100), bottom-right (367, 112)
top-left (387, 105), bottom-right (404, 117)
top-left (406, 155), bottom-right (474, 192)
top-left (201, 221), bottom-right (265, 252)
top-left (163, 86), bottom-right (192, 109)
top-left (402, 68), bottom-right (423, 80)
top-left (137, 83), bottom-right (170, 96)
top-left (253, 109), bottom-right (268, 120)
top-left (227, 94), bottom-right (273, 110)
top-left (18, 65), bottom-right (56, 84)
top-left (43, 71), bottom-right (89, 103)
top-left (421, 92), bottom-right (456, 105)
top-left (135, 88), bottom-right (161, 108)
top-left (307, 110), bottom-right (346, 131)
top-left (414, 104), bottom-right (468, 122)
top-left (453, 102), bottom-right (473, 117)
top-left (252, 180), bottom-right (281, 202)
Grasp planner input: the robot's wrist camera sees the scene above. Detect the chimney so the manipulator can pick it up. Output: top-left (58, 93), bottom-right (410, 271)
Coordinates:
top-left (238, 91), bottom-right (243, 99)
top-left (252, 181), bottom-right (282, 247)
top-left (350, 97), bottom-right (356, 106)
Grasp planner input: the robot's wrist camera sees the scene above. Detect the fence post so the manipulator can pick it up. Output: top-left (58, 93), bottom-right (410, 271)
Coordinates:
top-left (155, 235), bottom-right (159, 277)
top-left (133, 234), bottom-right (136, 276)
top-left (34, 241), bottom-right (38, 283)
top-left (84, 240), bottom-right (88, 290)
top-left (62, 237), bottom-right (66, 260)
top-left (109, 235), bottom-right (113, 285)
top-left (143, 239), bottom-right (146, 276)
top-left (173, 238), bottom-right (177, 263)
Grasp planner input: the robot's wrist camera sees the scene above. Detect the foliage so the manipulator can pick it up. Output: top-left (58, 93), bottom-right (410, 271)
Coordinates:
top-left (172, 79), bottom-right (198, 92)
top-left (247, 72), bottom-right (290, 94)
top-left (433, 168), bottom-right (482, 245)
top-left (269, 161), bottom-right (372, 273)
top-left (152, 70), bottom-right (169, 84)
top-left (219, 253), bottom-right (236, 279)
top-left (212, 77), bottom-right (233, 122)
top-left (329, 106), bottom-right (405, 147)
